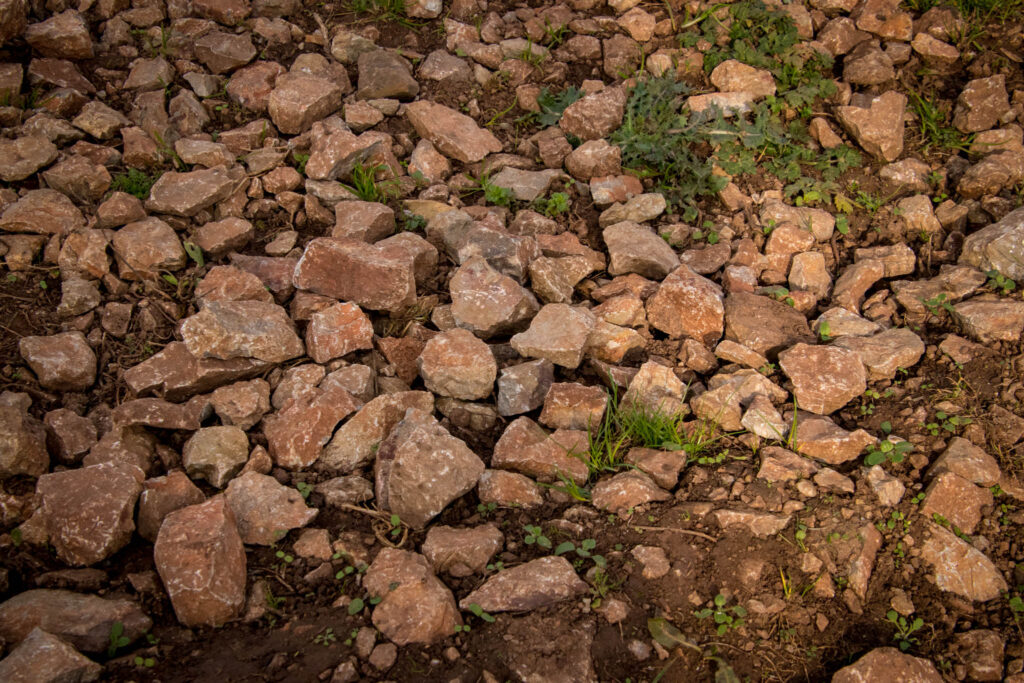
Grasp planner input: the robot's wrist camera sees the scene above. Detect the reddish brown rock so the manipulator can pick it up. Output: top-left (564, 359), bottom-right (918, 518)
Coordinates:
top-left (779, 344), bottom-right (866, 415)
top-left (928, 437), bottom-right (1001, 487)
top-left (0, 189), bottom-right (85, 236)
top-left (268, 73), bottom-right (343, 134)
top-left (0, 406), bottom-right (48, 479)
top-left (181, 301), bottom-right (304, 363)
top-left (417, 328), bottom-right (496, 400)
top-left (511, 304), bottom-right (595, 369)
top-left (920, 471), bottom-right (993, 534)
top-left (293, 237), bottom-right (416, 313)
top-left (263, 381), bottom-right (360, 469)
top-left (712, 509), bottom-right (791, 537)
top-left (646, 265), bottom-right (724, 344)
top-left (539, 382), bottom-right (607, 431)
top-left (137, 471), bottom-right (206, 542)
top-left (724, 292), bottom-right (814, 357)
top-left (225, 471), bottom-right (316, 545)
top-left (835, 91), bottom-right (906, 162)
top-left (559, 86), bottom-right (626, 141)
top-left (449, 256), bottom-right (540, 339)
top-left (42, 408), bottom-right (95, 465)
top-left (405, 100), bottom-right (503, 163)
top-left (0, 627), bottom-right (102, 682)
top-left (459, 556), bottom-right (587, 612)
top-left (124, 342), bottom-right (271, 401)
top-left (305, 302), bottom-right (374, 364)
top-left (477, 469), bottom-right (544, 508)
top-left (210, 379), bottom-right (270, 430)
top-left (921, 523), bottom-right (1007, 601)
top-left (154, 496), bottom-right (247, 627)
top-left (24, 11), bottom-right (93, 60)
top-left (183, 426), bottom-right (249, 488)
top-left (421, 524), bottom-right (503, 577)
top-left (590, 470), bottom-right (670, 515)
top-left (492, 417), bottom-right (589, 485)
top-left (363, 549), bottom-right (460, 645)
top-left (0, 590), bottom-right (150, 653)
top-left (321, 391), bottom-right (434, 472)
top-left (832, 648), bottom-right (942, 683)
top-left (603, 221), bottom-right (678, 279)
top-left (332, 200), bottom-right (395, 243)
top-left (34, 463), bottom-right (143, 566)
top-left (18, 332), bottom-right (96, 392)
top-left (0, 136), bottom-right (58, 182)
top-left (145, 166), bottom-right (241, 217)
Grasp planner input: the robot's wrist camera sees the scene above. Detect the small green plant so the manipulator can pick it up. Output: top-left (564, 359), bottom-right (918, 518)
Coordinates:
top-left (293, 152), bottom-right (310, 175)
top-left (295, 481), bottom-right (313, 500)
top-left (524, 524), bottom-right (551, 549)
top-left (886, 610), bottom-right (924, 652)
top-left (107, 621), bottom-right (131, 657)
top-left (183, 241), bottom-right (204, 268)
top-left (134, 656), bottom-right (156, 668)
top-left (554, 538), bottom-right (607, 570)
top-left (764, 285), bottom-right (795, 307)
top-left (342, 628), bottom-right (360, 646)
top-left (476, 501), bottom-right (497, 519)
top-left (542, 19), bottom-right (569, 48)
top-left (985, 269), bottom-right (1017, 295)
top-left (110, 168), bottom-right (159, 199)
top-left (695, 593), bottom-right (747, 635)
top-left (910, 492), bottom-right (926, 505)
top-left (264, 585), bottom-right (285, 611)
top-left (343, 162), bottom-right (401, 203)
top-left (876, 510), bottom-right (910, 534)
top-left (864, 438), bottom-right (913, 467)
top-left (516, 39), bottom-right (546, 68)
top-left (817, 320), bottom-right (832, 342)
top-left (402, 212), bottom-right (427, 232)
top-left (924, 411), bottom-right (972, 436)
top-left (1009, 594), bottom-right (1024, 621)
top-left (910, 93), bottom-right (972, 153)
top-left (529, 86), bottom-right (583, 127)
top-left (794, 522), bottom-right (808, 552)
top-left (535, 192), bottom-right (570, 217)
top-left (485, 560), bottom-right (504, 572)
top-left (921, 293), bottom-right (956, 317)
top-left (313, 627), bottom-right (336, 646)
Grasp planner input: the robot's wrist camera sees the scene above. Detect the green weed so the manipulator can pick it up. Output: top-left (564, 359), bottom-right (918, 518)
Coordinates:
top-left (535, 191), bottom-right (570, 217)
top-left (107, 621), bottom-right (131, 657)
top-left (910, 93), bottom-right (972, 153)
top-left (985, 269), bottom-right (1016, 295)
top-left (343, 162), bottom-right (401, 203)
top-left (529, 86), bottom-right (584, 127)
top-left (886, 610), bottom-right (924, 652)
top-left (110, 168), bottom-right (160, 199)
top-left (864, 438), bottom-right (913, 467)
top-left (695, 593), bottom-right (747, 635)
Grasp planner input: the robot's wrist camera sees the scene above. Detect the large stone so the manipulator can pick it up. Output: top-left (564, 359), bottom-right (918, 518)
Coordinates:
top-left (920, 523), bottom-right (1007, 602)
top-left (268, 73), bottom-right (343, 134)
top-left (194, 31), bottom-right (256, 74)
top-left (154, 497), bottom-right (247, 627)
top-left (210, 379), bottom-right (270, 430)
top-left (559, 86), bottom-right (626, 141)
top-left (957, 151), bottom-right (1024, 199)
top-left (929, 437), bottom-right (1001, 487)
top-left (305, 302), bottom-right (374, 364)
top-left (321, 391), bottom-right (434, 472)
top-left (794, 414), bottom-right (876, 465)
top-left (511, 304), bottom-right (595, 369)
top-left (182, 426), bottom-right (249, 488)
top-left (710, 60), bottom-right (776, 98)
top-left (0, 136), bottom-right (58, 182)
top-left (712, 509), bottom-right (791, 537)
top-left (724, 292), bottom-right (814, 357)
top-left (225, 472), bottom-right (317, 544)
top-left (24, 11), bottom-right (93, 60)
top-left (450, 256), bottom-right (540, 338)
top-left (0, 590), bottom-right (150, 653)
top-left (405, 100), bottom-right (502, 163)
top-left (418, 328), bottom-right (496, 400)
top-left (0, 0), bottom-right (27, 46)
top-left (421, 524), bottom-right (503, 577)
top-left (477, 469), bottom-right (544, 508)
top-left (112, 217), bottom-right (186, 280)
top-left (181, 301), bottom-right (303, 363)
top-left (137, 471), bottom-right (206, 542)
top-left (959, 207), bottom-right (1024, 281)
top-left (0, 628), bottom-right (101, 683)
top-left (124, 342), bottom-right (271, 401)
top-left (620, 360), bottom-right (688, 416)
top-left (374, 410), bottom-right (484, 529)
top-left (0, 189), bottom-right (84, 236)
top-left (952, 300), bottom-right (1024, 343)
top-left (779, 344), bottom-right (866, 415)
top-left (920, 471), bottom-right (992, 534)
top-left (497, 359), bottom-right (555, 416)
top-left (33, 463), bottom-right (143, 566)
top-left (603, 221), bottom-right (678, 279)
top-left (492, 417), bottom-right (589, 484)
top-left (0, 406), bottom-right (48, 479)
top-left (293, 237), bottom-right (416, 313)
top-left (646, 265), bottom-right (724, 344)
top-left (832, 648), bottom-right (942, 683)
top-left (539, 383), bottom-right (607, 431)
top-left (591, 470), bottom-right (670, 515)
top-left (832, 328), bottom-right (925, 381)
top-left (363, 549), bottom-right (460, 645)
top-left (18, 332), bottom-right (95, 392)
top-left (357, 50), bottom-right (418, 100)
top-left (953, 75), bottom-right (1009, 134)
top-left (460, 556), bottom-right (587, 612)
top-left (145, 165), bottom-right (240, 217)
top-left (835, 90), bottom-right (906, 162)
top-left (263, 381), bottom-right (360, 469)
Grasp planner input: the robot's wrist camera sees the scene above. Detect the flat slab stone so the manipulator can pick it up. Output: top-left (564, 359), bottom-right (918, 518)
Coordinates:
top-left (779, 343), bottom-right (866, 415)
top-left (0, 590), bottom-right (150, 654)
top-left (920, 523), bottom-right (1007, 602)
top-left (459, 556), bottom-right (587, 612)
top-left (405, 100), bottom-right (502, 163)
top-left (180, 301), bottom-right (304, 363)
top-left (293, 237), bottom-right (416, 313)
top-left (145, 165), bottom-right (241, 217)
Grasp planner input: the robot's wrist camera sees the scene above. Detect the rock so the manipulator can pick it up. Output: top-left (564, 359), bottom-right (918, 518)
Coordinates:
top-left (0, 0), bottom-right (27, 45)
top-left (853, 0), bottom-right (911, 40)
top-left (952, 300), bottom-right (1024, 343)
top-left (137, 471), bottom-right (206, 542)
top-left (920, 471), bottom-right (992, 534)
top-left (794, 414), bottom-right (877, 464)
top-left (832, 647), bottom-right (943, 683)
top-left (422, 524), bottom-right (503, 577)
top-left (511, 304), bottom-right (595, 369)
top-left (210, 379), bottom-right (270, 430)
top-left (375, 410), bottom-right (484, 529)
top-left (264, 381), bottom-right (360, 469)
top-left (405, 100), bottom-right (502, 163)
top-left (959, 207), bottom-right (1024, 281)
top-left (317, 475), bottom-right (373, 506)
top-left (565, 140), bottom-right (621, 181)
top-left (25, 11), bottom-right (93, 60)
top-left (842, 42), bottom-right (895, 86)
top-left (891, 265), bottom-right (987, 315)
top-left (0, 590), bottom-right (150, 653)
top-left (866, 465), bottom-right (904, 506)
top-left (112, 217), bottom-right (187, 280)
top-left (711, 509), bottom-right (791, 537)
top-left (632, 545), bottom-right (670, 579)
top-left (757, 446), bottom-right (818, 483)
top-left (710, 60), bottom-right (776, 98)
top-left (194, 217), bottom-right (253, 257)
top-left (832, 328), bottom-right (925, 381)
top-left (492, 417), bottom-right (589, 484)
top-left (321, 391), bottom-right (434, 472)
top-left (18, 332), bottom-right (96, 392)
top-left (724, 292), bottom-right (814, 357)
top-left (193, 0), bottom-right (250, 24)
top-left (559, 86), bottom-right (626, 141)
top-left (912, 33), bottom-right (960, 69)
top-left (124, 342), bottom-right (271, 401)
top-left (954, 630), bottom-right (1004, 682)
top-left (293, 237), bottom-right (416, 313)
top-left (742, 395), bottom-right (789, 441)
top-left (357, 50), bottom-right (418, 100)
top-left (490, 167), bottom-right (563, 202)
top-left (182, 426), bottom-right (249, 488)
top-left (477, 469), bottom-right (544, 508)
top-left (332, 201), bottom-right (395, 243)
top-left (146, 166), bottom-right (240, 217)
top-left (267, 73), bottom-right (343, 134)
top-left (0, 627), bottom-right (101, 683)
top-left (305, 302), bottom-right (374, 364)
top-left (450, 256), bottom-right (539, 338)
top-left (832, 259), bottom-right (886, 313)
top-left (958, 151), bottom-right (1024, 199)
top-left (929, 437), bottom-right (1001, 487)
top-left (497, 359), bottom-right (555, 416)
top-left (417, 328), bottom-right (496, 400)
top-left (687, 91), bottom-right (756, 117)
top-left (779, 343), bottom-right (866, 415)
top-left (953, 75), bottom-right (1009, 134)
top-left (539, 383), bottom-right (606, 431)
top-left (331, 29), bottom-right (377, 64)
top-left (34, 463), bottom-right (143, 566)
top-left (181, 300), bottom-right (303, 363)
top-left (624, 447), bottom-right (687, 489)
top-left (646, 265), bottom-right (724, 344)
top-left (0, 406), bottom-right (48, 479)
top-left (603, 221), bottom-right (678, 279)
top-left (0, 136), bottom-right (58, 182)
top-left (225, 472), bottom-right (317, 544)
top-left (835, 91), bottom-right (906, 162)
top-left (620, 361), bottom-right (688, 416)
top-left (363, 549), bottom-right (460, 645)
top-left (591, 470), bottom-right (670, 515)
top-left (459, 556), bottom-right (587, 612)
top-left (599, 194), bottom-right (667, 227)
top-left (154, 497), bottom-right (247, 627)
top-left (920, 523), bottom-right (1007, 601)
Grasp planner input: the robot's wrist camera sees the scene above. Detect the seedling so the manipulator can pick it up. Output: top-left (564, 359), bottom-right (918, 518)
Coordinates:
top-left (476, 502), bottom-right (497, 519)
top-left (293, 152), bottom-right (310, 175)
top-left (110, 168), bottom-right (160, 200)
top-left (535, 192), bottom-right (570, 217)
top-left (402, 213), bottom-right (427, 232)
top-left (313, 627), bottom-right (336, 646)
top-left (985, 270), bottom-right (1016, 295)
top-left (183, 241), bottom-right (204, 268)
top-left (526, 86), bottom-right (583, 127)
top-left (107, 621), bottom-right (131, 657)
top-left (1009, 594), bottom-right (1024, 622)
top-left (923, 411), bottom-right (972, 436)
top-left (817, 320), bottom-right (832, 342)
top-left (553, 538), bottom-right (606, 569)
top-left (876, 510), bottom-right (910, 534)
top-left (343, 162), bottom-right (401, 203)
top-left (295, 481), bottom-right (313, 500)
top-left (921, 293), bottom-right (955, 317)
top-left (794, 522), bottom-right (808, 552)
top-left (134, 656), bottom-right (156, 668)
top-left (523, 524), bottom-right (551, 549)
top-left (886, 610), bottom-right (924, 652)
top-left (695, 593), bottom-right (747, 635)
top-left (864, 439), bottom-right (913, 467)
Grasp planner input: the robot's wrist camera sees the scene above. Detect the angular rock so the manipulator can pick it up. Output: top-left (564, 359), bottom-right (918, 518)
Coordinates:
top-left (154, 497), bottom-right (247, 627)
top-left (477, 469), bottom-right (544, 508)
top-left (832, 259), bottom-right (886, 313)
top-left (263, 381), bottom-right (360, 469)
top-left (124, 342), bottom-right (271, 401)
top-left (18, 332), bottom-right (95, 392)
top-left (832, 328), bottom-right (925, 381)
top-left (497, 359), bottom-right (555, 416)
top-left (137, 471), bottom-right (206, 542)
top-left (210, 379), bottom-right (270, 431)
top-left (363, 549), bottom-right (459, 645)
top-left (422, 524), bottom-right (503, 577)
top-left (374, 410), bottom-right (484, 529)
top-left (591, 470), bottom-right (670, 515)
top-left (952, 300), bottom-right (1024, 343)
top-left (492, 417), bottom-right (589, 484)
top-left (332, 201), bottom-right (395, 243)
top-left (559, 87), bottom-right (626, 141)
top-left (794, 414), bottom-right (877, 464)
top-left (711, 509), bottom-right (791, 537)
top-left (0, 590), bottom-right (150, 654)
top-left (357, 50), bottom-right (418, 100)
top-left (225, 472), bottom-right (317, 544)
top-left (320, 391), bottom-right (434, 472)
top-left (181, 300), bottom-right (303, 363)
top-left (835, 91), bottom-right (906, 162)
top-left (293, 237), bottom-right (417, 313)
top-left (646, 265), bottom-right (724, 344)
top-left (33, 463), bottom-right (143, 566)
top-left (195, 31), bottom-right (256, 74)
top-left (779, 344), bottom-right (866, 415)
top-left (459, 556), bottom-right (587, 612)
top-left (0, 189), bottom-right (84, 236)
top-left (511, 304), bottom-right (595, 369)
top-left (920, 471), bottom-right (993, 534)
top-left (25, 11), bottom-right (93, 60)
top-left (920, 523), bottom-right (1007, 601)
top-left (929, 437), bottom-right (1001, 487)
top-left (112, 217), bottom-right (186, 280)
top-left (624, 447), bottom-right (687, 490)
top-left (710, 60), bottom-right (776, 98)
top-left (959, 207), bottom-right (1024, 280)
top-left (724, 292), bottom-right (814, 357)
top-left (0, 136), bottom-right (58, 182)
top-left (268, 73), bottom-right (343, 134)
top-left (603, 221), bottom-right (678, 279)
top-left (183, 426), bottom-right (249, 488)
top-left (418, 328), bottom-right (496, 400)
top-left (305, 302), bottom-right (374, 364)
top-left (953, 75), bottom-right (1009, 134)
top-left (0, 406), bottom-right (47, 479)
top-left (145, 166), bottom-right (240, 217)
top-left (620, 361), bottom-right (688, 416)
top-left (539, 383), bottom-right (606, 431)
top-left (0, 627), bottom-right (102, 683)
top-left (406, 100), bottom-right (502, 163)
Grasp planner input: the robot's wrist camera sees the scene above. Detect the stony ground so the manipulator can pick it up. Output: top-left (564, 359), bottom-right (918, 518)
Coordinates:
top-left (1, 0), bottom-right (1024, 680)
